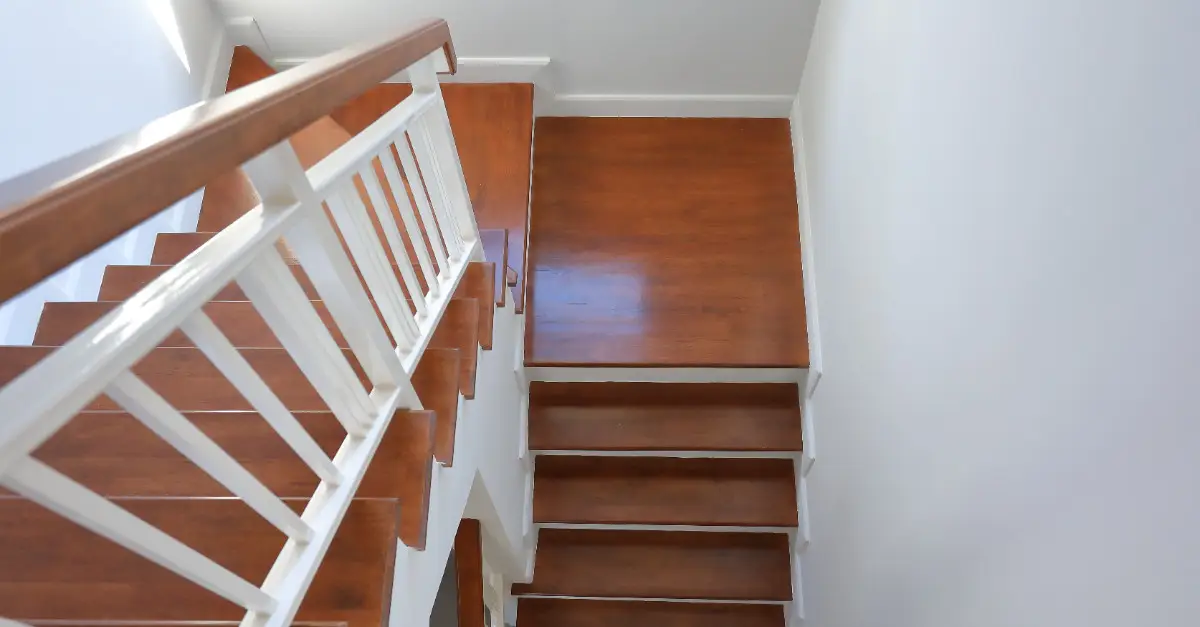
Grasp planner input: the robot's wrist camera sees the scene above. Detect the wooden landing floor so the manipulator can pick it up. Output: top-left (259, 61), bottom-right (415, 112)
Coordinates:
top-left (525, 118), bottom-right (808, 368)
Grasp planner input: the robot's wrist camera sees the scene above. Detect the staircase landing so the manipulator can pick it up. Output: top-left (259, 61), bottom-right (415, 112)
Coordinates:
top-left (525, 118), bottom-right (808, 368)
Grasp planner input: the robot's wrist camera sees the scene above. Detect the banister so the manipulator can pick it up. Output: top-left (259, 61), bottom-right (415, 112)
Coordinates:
top-left (0, 17), bottom-right (455, 304)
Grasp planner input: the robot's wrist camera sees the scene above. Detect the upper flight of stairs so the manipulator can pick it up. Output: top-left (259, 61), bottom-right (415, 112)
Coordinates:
top-left (515, 382), bottom-right (804, 627)
top-left (0, 43), bottom-right (517, 624)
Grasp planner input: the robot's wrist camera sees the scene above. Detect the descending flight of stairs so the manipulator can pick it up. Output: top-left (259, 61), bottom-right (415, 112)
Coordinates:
top-left (0, 216), bottom-right (505, 621)
top-left (515, 382), bottom-right (804, 627)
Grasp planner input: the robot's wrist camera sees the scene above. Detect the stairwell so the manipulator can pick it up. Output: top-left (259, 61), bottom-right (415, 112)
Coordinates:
top-left (0, 29), bottom-right (810, 627)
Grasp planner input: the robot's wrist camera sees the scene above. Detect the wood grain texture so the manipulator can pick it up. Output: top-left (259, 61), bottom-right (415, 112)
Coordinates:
top-left (479, 228), bottom-right (509, 307)
top-left (517, 598), bottom-right (785, 627)
top-left (0, 497), bottom-right (398, 625)
top-left (151, 232), bottom-right (219, 264)
top-left (38, 298), bottom-right (479, 400)
top-left (412, 348), bottom-right (462, 465)
top-left (527, 382), bottom-right (802, 452)
top-left (97, 264), bottom-right (315, 301)
top-left (530, 382), bottom-right (800, 406)
top-left (0, 347), bottom-right (349, 412)
top-left (526, 117), bottom-right (808, 367)
top-left (533, 456), bottom-right (797, 527)
top-left (511, 529), bottom-right (792, 601)
top-left (457, 262), bottom-right (495, 349)
top-left (0, 20), bottom-right (455, 303)
top-left (529, 405), bottom-right (803, 452)
top-left (332, 84), bottom-right (533, 312)
top-left (28, 410), bottom-right (432, 503)
top-left (453, 518), bottom-right (486, 627)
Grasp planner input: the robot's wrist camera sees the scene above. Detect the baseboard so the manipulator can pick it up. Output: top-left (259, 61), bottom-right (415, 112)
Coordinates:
top-left (544, 94), bottom-right (795, 118)
top-left (789, 101), bottom-right (824, 398)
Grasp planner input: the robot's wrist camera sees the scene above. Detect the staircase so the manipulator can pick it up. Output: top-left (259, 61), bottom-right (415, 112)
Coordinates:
top-left (0, 16), bottom-right (812, 627)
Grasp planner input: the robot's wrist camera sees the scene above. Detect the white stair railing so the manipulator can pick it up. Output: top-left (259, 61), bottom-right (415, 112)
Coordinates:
top-left (0, 50), bottom-right (477, 627)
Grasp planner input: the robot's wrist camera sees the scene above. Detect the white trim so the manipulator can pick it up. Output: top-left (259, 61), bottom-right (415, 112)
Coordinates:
top-left (800, 398), bottom-right (817, 476)
top-left (536, 523), bottom-right (794, 534)
top-left (200, 27), bottom-right (233, 100)
top-left (225, 16), bottom-right (271, 59)
top-left (512, 594), bottom-right (787, 605)
top-left (525, 366), bottom-right (806, 384)
top-left (544, 94), bottom-right (795, 118)
top-left (789, 101), bottom-right (824, 399)
top-left (796, 477), bottom-right (810, 550)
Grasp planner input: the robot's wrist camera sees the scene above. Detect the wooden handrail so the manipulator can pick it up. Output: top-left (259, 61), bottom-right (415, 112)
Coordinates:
top-left (0, 18), bottom-right (455, 304)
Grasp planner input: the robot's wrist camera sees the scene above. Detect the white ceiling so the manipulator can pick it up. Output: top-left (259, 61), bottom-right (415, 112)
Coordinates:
top-left (212, 0), bottom-right (821, 101)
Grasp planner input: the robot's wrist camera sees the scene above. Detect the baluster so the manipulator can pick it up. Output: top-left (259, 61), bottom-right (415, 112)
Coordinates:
top-left (377, 145), bottom-right (441, 298)
top-left (3, 457), bottom-right (276, 612)
top-left (357, 160), bottom-right (430, 316)
top-left (408, 116), bottom-right (465, 261)
top-left (394, 133), bottom-right (451, 274)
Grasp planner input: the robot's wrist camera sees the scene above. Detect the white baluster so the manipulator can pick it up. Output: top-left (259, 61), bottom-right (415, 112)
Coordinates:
top-left (377, 146), bottom-right (440, 298)
top-left (394, 133), bottom-right (451, 273)
top-left (180, 310), bottom-right (373, 437)
top-left (3, 457), bottom-right (276, 613)
top-left (408, 116), bottom-right (465, 261)
top-left (242, 143), bottom-right (407, 392)
top-left (357, 161), bottom-right (430, 317)
top-left (409, 53), bottom-right (481, 250)
top-left (106, 371), bottom-right (313, 542)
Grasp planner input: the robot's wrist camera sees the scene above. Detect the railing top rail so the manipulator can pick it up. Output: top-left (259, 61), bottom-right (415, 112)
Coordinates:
top-left (0, 17), bottom-right (455, 304)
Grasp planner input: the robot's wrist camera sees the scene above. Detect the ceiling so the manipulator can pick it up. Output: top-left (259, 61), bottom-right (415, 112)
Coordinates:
top-left (212, 0), bottom-right (822, 114)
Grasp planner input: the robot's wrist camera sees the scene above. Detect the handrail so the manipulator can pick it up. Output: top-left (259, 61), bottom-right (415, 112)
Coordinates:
top-left (0, 18), bottom-right (455, 304)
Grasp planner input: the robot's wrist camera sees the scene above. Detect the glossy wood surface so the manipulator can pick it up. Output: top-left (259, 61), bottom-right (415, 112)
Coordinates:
top-left (0, 497), bottom-right (398, 624)
top-left (479, 228), bottom-right (509, 307)
top-left (0, 20), bottom-right (455, 303)
top-left (26, 410), bottom-right (431, 502)
top-left (526, 118), bottom-right (808, 367)
top-left (527, 381), bottom-right (803, 451)
top-left (517, 598), bottom-right (786, 627)
top-left (533, 456), bottom-right (797, 527)
top-left (453, 518), bottom-right (486, 627)
top-left (332, 84), bottom-right (533, 312)
top-left (511, 529), bottom-right (792, 601)
top-left (412, 348), bottom-right (462, 465)
top-left (457, 262), bottom-right (495, 349)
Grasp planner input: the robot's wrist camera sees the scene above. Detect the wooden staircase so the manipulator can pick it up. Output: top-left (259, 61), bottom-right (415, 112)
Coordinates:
top-left (514, 382), bottom-right (803, 626)
top-left (0, 224), bottom-right (504, 622)
top-left (0, 41), bottom-right (514, 625)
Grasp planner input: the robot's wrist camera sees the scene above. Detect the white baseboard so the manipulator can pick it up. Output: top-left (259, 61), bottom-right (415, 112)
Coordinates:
top-left (544, 94), bottom-right (794, 118)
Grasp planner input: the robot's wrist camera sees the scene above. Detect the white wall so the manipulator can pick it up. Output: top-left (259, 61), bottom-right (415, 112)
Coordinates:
top-left (0, 0), bottom-right (229, 344)
top-left (212, 0), bottom-right (822, 116)
top-left (794, 1), bottom-right (1200, 625)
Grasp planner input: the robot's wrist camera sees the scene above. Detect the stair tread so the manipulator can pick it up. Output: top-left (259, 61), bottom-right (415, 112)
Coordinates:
top-left (459, 262), bottom-right (495, 349)
top-left (530, 382), bottom-right (801, 451)
top-left (479, 228), bottom-right (509, 307)
top-left (512, 529), bottom-right (792, 601)
top-left (533, 456), bottom-right (797, 527)
top-left (517, 598), bottom-right (785, 627)
top-left (0, 497), bottom-right (397, 625)
top-left (36, 298), bottom-right (480, 400)
top-left (414, 348), bottom-right (463, 466)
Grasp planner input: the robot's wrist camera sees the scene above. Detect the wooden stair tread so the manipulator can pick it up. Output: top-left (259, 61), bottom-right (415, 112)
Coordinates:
top-left (479, 228), bottom-right (509, 307)
top-left (24, 410), bottom-right (435, 549)
top-left (0, 346), bottom-right (344, 412)
top-left (511, 529), bottom-right (792, 601)
top-left (533, 456), bottom-right (797, 527)
top-left (413, 348), bottom-right (462, 466)
top-left (517, 598), bottom-right (785, 627)
top-left (99, 264), bottom-right (313, 302)
top-left (0, 497), bottom-right (397, 625)
top-left (457, 262), bottom-right (495, 349)
top-left (528, 382), bottom-right (801, 451)
top-left (37, 299), bottom-right (480, 399)
top-left (530, 382), bottom-right (800, 406)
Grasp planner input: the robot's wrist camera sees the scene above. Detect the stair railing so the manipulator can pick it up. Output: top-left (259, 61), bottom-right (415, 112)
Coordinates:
top-left (0, 19), bottom-right (475, 627)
